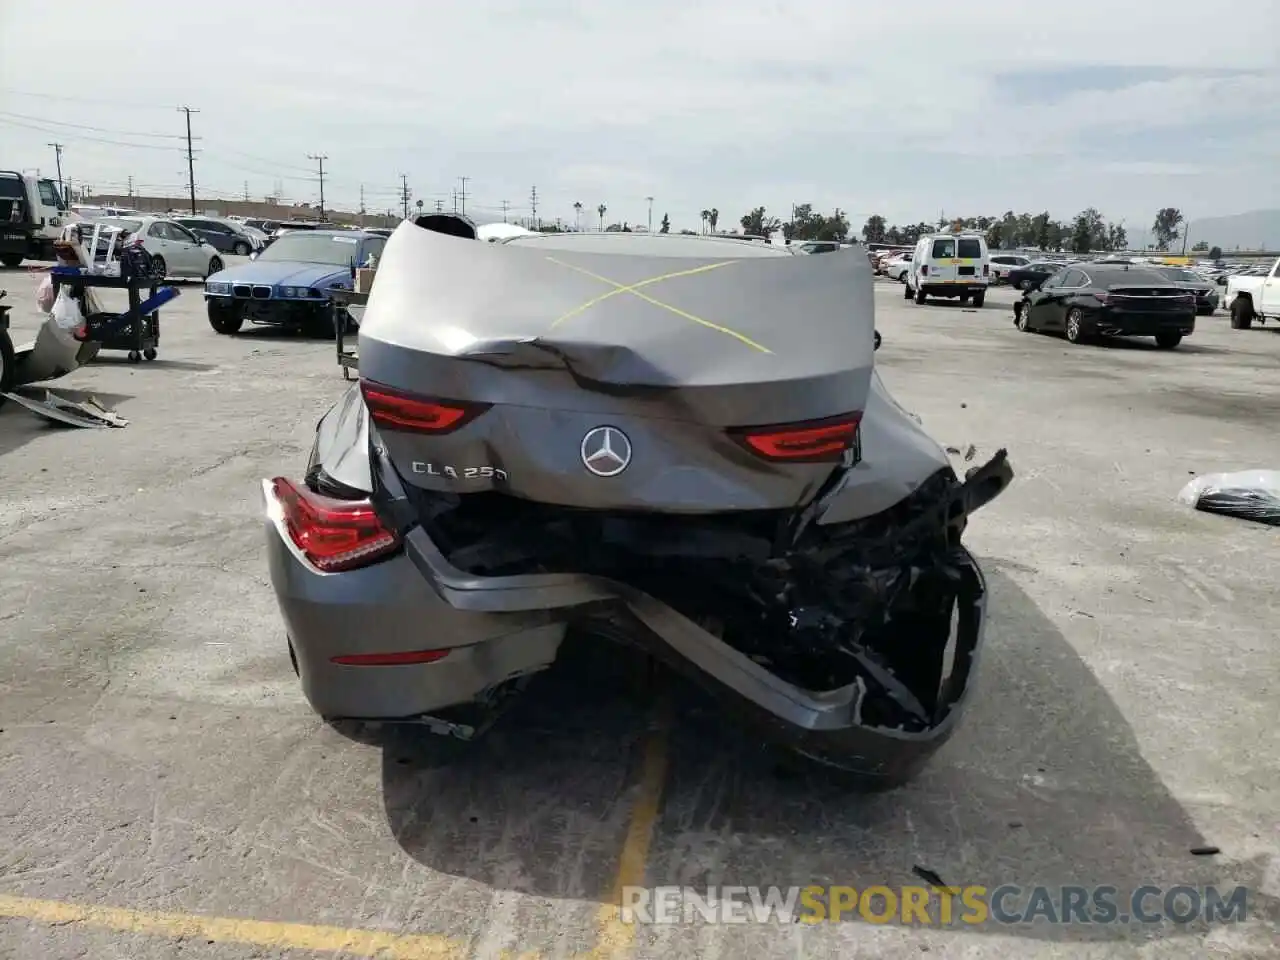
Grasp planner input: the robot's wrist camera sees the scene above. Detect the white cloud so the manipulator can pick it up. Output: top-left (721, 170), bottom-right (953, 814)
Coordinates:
top-left (1, 0), bottom-right (1276, 229)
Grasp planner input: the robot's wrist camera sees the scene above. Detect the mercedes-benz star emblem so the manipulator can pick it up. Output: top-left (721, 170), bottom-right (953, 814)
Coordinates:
top-left (580, 426), bottom-right (632, 477)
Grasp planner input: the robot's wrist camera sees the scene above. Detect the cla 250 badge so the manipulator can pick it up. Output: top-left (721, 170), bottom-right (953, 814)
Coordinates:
top-left (412, 462), bottom-right (509, 481)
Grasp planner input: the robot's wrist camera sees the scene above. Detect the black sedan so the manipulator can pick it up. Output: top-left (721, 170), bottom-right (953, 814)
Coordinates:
top-left (173, 217), bottom-right (259, 256)
top-left (1153, 266), bottom-right (1219, 315)
top-left (1006, 259), bottom-right (1068, 290)
top-left (1012, 263), bottom-right (1196, 348)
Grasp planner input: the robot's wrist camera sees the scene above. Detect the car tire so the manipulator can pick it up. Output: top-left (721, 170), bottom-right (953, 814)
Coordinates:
top-left (903, 281), bottom-right (913, 300)
top-left (151, 255), bottom-right (167, 282)
top-left (1012, 279), bottom-right (1024, 291)
top-left (208, 300), bottom-right (244, 335)
top-left (1229, 299), bottom-right (1253, 329)
top-left (232, 241), bottom-right (251, 256)
top-left (0, 253), bottom-right (21, 269)
top-left (1014, 301), bottom-right (1031, 331)
top-left (0, 327), bottom-right (15, 405)
top-left (206, 256), bottom-right (224, 278)
top-left (1155, 332), bottom-right (1182, 349)
top-left (971, 291), bottom-right (985, 308)
top-left (1064, 307), bottom-right (1086, 343)
top-left (915, 286), bottom-right (927, 305)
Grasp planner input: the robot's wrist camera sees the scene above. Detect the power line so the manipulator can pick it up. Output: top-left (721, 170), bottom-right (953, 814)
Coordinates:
top-left (0, 115), bottom-right (180, 151)
top-left (0, 111), bottom-right (188, 139)
top-left (178, 106), bottom-right (199, 215)
top-left (308, 154), bottom-right (329, 220)
top-left (0, 87), bottom-right (171, 110)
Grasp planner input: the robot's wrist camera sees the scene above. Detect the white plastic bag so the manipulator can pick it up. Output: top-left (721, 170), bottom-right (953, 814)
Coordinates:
top-left (36, 275), bottom-right (55, 313)
top-left (1178, 470), bottom-right (1280, 526)
top-left (48, 288), bottom-right (85, 347)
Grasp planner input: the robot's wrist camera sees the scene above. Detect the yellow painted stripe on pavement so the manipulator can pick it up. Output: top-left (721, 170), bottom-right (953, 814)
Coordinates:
top-left (585, 699), bottom-right (672, 959)
top-left (0, 894), bottom-right (473, 959)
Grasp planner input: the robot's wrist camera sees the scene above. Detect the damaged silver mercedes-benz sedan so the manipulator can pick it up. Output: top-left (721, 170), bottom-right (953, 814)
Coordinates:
top-left (262, 218), bottom-right (1013, 787)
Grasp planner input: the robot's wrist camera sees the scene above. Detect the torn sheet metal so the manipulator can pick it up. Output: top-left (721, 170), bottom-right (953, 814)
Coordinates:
top-left (1, 388), bottom-right (128, 428)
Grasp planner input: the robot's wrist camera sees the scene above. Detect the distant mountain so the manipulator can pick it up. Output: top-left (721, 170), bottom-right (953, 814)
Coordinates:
top-left (1123, 210), bottom-right (1280, 254)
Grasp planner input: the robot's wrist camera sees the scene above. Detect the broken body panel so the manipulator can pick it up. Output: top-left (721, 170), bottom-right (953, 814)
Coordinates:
top-left (263, 224), bottom-right (1013, 785)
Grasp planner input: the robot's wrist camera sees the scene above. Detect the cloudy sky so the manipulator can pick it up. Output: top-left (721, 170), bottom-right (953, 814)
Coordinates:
top-left (2, 0), bottom-right (1276, 232)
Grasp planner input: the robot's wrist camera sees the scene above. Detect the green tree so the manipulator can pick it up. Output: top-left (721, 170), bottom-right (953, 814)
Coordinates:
top-left (708, 208), bottom-right (719, 233)
top-left (659, 213), bottom-right (670, 234)
top-left (699, 209), bottom-right (711, 234)
top-left (985, 222), bottom-right (1004, 248)
top-left (1192, 240), bottom-right (1209, 251)
top-left (678, 229), bottom-right (696, 235)
top-left (1151, 207), bottom-right (1184, 251)
top-left (1208, 245), bottom-right (1223, 260)
top-left (597, 203), bottom-right (607, 231)
top-left (1107, 222), bottom-right (1128, 252)
top-left (1070, 208), bottom-right (1105, 254)
top-left (862, 214), bottom-right (887, 243)
top-left (740, 206), bottom-right (781, 237)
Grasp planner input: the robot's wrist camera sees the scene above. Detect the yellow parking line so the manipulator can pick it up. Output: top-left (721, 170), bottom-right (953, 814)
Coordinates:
top-left (0, 894), bottom-right (474, 959)
top-left (545, 257), bottom-right (772, 355)
top-left (583, 699), bottom-right (672, 959)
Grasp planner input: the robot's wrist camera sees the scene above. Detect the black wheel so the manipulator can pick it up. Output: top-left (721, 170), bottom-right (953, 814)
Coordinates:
top-left (915, 286), bottom-right (927, 305)
top-left (1229, 298), bottom-right (1253, 330)
top-left (902, 280), bottom-right (913, 300)
top-left (1012, 278), bottom-right (1024, 291)
top-left (205, 256), bottom-right (224, 278)
top-left (128, 350), bottom-right (141, 363)
top-left (1014, 301), bottom-right (1031, 331)
top-left (232, 241), bottom-right (251, 256)
top-left (0, 328), bottom-right (15, 404)
top-left (207, 300), bottom-right (244, 335)
top-left (959, 293), bottom-right (970, 305)
top-left (1155, 332), bottom-right (1182, 349)
top-left (143, 347), bottom-right (157, 360)
top-left (971, 291), bottom-right (985, 308)
top-left (1064, 307), bottom-right (1086, 343)
top-left (151, 255), bottom-right (167, 282)
top-left (0, 253), bottom-right (21, 269)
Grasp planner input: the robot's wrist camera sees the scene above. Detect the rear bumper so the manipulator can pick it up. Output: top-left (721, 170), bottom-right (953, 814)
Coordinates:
top-left (264, 449), bottom-right (1010, 779)
top-left (1086, 309), bottom-right (1196, 337)
top-left (920, 282), bottom-right (987, 296)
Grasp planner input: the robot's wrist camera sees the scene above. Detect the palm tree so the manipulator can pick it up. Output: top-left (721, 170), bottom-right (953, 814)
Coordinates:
top-left (573, 201), bottom-right (582, 231)
top-left (700, 209), bottom-right (711, 234)
top-left (708, 208), bottom-right (719, 234)
top-left (597, 203), bottom-right (607, 231)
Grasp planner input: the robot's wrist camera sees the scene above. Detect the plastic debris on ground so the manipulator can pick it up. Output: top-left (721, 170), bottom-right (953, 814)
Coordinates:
top-left (0, 387), bottom-right (128, 428)
top-left (1177, 470), bottom-right (1280, 527)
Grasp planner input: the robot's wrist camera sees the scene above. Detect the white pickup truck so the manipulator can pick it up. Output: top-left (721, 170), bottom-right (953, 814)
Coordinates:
top-left (1225, 256), bottom-right (1280, 329)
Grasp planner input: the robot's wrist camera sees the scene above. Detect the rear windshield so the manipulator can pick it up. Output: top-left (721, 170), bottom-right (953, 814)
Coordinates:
top-left (0, 176), bottom-right (23, 199)
top-left (957, 238), bottom-right (983, 258)
top-left (1157, 268), bottom-right (1200, 282)
top-left (930, 239), bottom-right (955, 258)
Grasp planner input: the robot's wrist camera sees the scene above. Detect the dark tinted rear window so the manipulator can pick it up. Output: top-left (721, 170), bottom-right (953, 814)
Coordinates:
top-left (957, 238), bottom-right (982, 258)
top-left (1091, 268), bottom-right (1167, 285)
top-left (0, 176), bottom-right (23, 199)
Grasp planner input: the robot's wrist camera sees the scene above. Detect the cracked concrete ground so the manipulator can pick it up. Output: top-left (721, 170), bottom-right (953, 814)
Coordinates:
top-left (0, 265), bottom-right (1276, 959)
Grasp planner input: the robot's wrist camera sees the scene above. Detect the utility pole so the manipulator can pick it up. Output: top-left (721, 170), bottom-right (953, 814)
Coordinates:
top-left (126, 175), bottom-right (134, 197)
top-left (359, 184), bottom-right (366, 215)
top-left (243, 181), bottom-right (249, 202)
top-left (434, 199), bottom-right (443, 213)
top-left (1180, 222), bottom-right (1190, 257)
top-left (645, 196), bottom-right (654, 233)
top-left (177, 106), bottom-right (199, 214)
top-left (47, 143), bottom-right (66, 204)
top-left (399, 174), bottom-right (411, 220)
top-left (500, 199), bottom-right (510, 222)
top-left (457, 176), bottom-right (470, 216)
top-left (529, 186), bottom-right (538, 229)
top-left (452, 189), bottom-right (457, 213)
top-left (307, 153), bottom-right (328, 220)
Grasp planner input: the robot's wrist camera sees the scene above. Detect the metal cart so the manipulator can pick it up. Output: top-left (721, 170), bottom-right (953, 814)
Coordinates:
top-left (49, 265), bottom-right (173, 363)
top-left (329, 289), bottom-right (367, 380)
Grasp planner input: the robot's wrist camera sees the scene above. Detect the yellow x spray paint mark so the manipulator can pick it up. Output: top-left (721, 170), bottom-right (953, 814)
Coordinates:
top-left (545, 257), bottom-right (773, 355)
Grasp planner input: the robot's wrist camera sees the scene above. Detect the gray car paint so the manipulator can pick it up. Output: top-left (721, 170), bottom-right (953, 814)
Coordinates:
top-left (266, 224), bottom-right (1007, 775)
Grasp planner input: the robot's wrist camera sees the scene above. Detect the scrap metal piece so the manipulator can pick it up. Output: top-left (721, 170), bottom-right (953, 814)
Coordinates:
top-left (1, 388), bottom-right (128, 428)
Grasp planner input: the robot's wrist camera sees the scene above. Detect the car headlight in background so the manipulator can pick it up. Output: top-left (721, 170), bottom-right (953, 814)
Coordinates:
top-left (206, 282), bottom-right (231, 295)
top-left (279, 286), bottom-right (314, 298)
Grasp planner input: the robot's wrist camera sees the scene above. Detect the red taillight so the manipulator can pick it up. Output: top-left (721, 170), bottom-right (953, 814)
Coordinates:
top-left (360, 379), bottom-right (490, 434)
top-left (921, 265), bottom-right (929, 276)
top-left (331, 649), bottom-right (450, 666)
top-left (982, 264), bottom-right (990, 276)
top-left (270, 478), bottom-right (399, 572)
top-left (731, 413), bottom-right (862, 463)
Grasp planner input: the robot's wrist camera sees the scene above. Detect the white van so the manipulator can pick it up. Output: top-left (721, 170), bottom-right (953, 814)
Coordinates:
top-left (905, 231), bottom-right (990, 307)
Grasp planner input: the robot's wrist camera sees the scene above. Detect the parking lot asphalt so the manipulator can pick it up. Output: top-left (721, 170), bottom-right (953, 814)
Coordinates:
top-left (0, 265), bottom-right (1277, 959)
